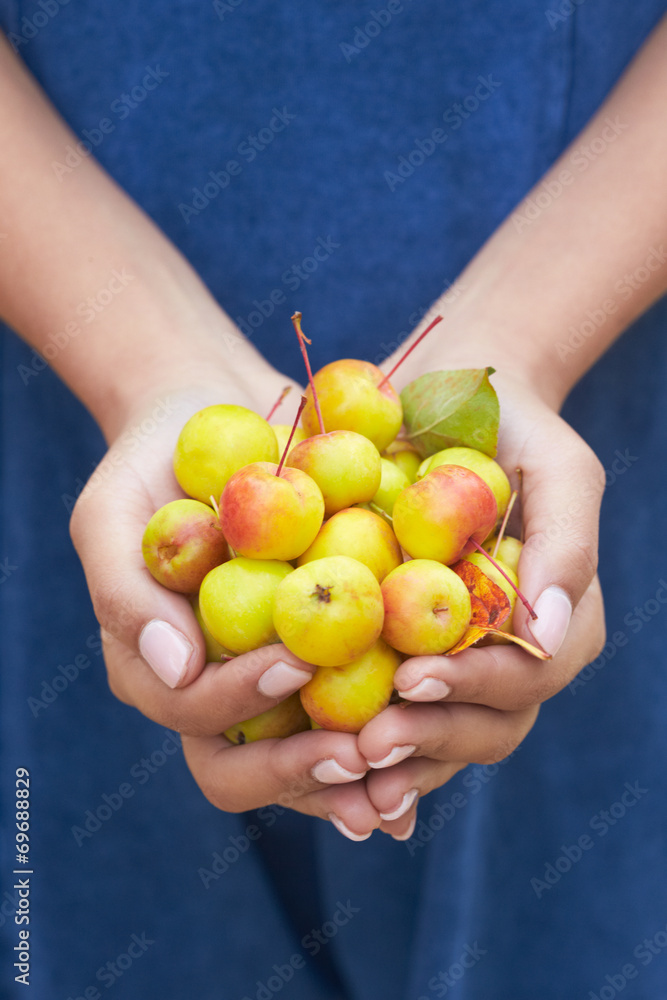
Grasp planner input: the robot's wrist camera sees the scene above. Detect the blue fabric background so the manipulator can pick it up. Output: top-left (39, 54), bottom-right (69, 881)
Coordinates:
top-left (1, 2), bottom-right (666, 997)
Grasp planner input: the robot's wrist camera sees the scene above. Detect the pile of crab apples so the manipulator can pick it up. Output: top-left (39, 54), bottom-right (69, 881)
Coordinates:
top-left (141, 314), bottom-right (528, 743)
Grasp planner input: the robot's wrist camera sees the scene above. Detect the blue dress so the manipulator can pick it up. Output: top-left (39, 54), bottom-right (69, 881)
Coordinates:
top-left (1, 2), bottom-right (666, 997)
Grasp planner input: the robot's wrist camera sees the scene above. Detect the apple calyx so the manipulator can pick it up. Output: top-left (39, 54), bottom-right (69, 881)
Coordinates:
top-left (276, 395), bottom-right (307, 477)
top-left (469, 538), bottom-right (537, 620)
top-left (291, 312), bottom-right (326, 435)
top-left (313, 583), bottom-right (332, 603)
top-left (377, 314), bottom-right (443, 390)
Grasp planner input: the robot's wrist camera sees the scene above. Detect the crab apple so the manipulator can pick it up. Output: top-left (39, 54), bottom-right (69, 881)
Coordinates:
top-left (383, 440), bottom-right (421, 483)
top-left (301, 359), bottom-right (402, 452)
top-left (392, 465), bottom-right (497, 565)
top-left (483, 535), bottom-right (523, 575)
top-left (287, 430), bottom-right (381, 516)
top-left (199, 557), bottom-right (293, 655)
top-left (381, 559), bottom-right (472, 655)
top-left (417, 446), bottom-right (511, 520)
top-left (142, 499), bottom-right (229, 594)
top-left (297, 506), bottom-right (402, 583)
top-left (224, 693), bottom-right (311, 744)
top-left (219, 462), bottom-right (324, 561)
top-left (173, 404), bottom-right (278, 505)
top-left (272, 423), bottom-right (307, 461)
top-left (191, 596), bottom-right (234, 661)
top-left (370, 458), bottom-right (410, 517)
top-left (273, 556), bottom-right (384, 667)
top-left (300, 639), bottom-right (400, 733)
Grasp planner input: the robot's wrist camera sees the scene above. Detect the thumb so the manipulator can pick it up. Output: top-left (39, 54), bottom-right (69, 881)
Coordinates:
top-left (70, 480), bottom-right (207, 691)
top-left (512, 413), bottom-right (605, 656)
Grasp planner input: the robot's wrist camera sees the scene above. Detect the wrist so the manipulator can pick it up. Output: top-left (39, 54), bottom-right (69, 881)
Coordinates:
top-left (72, 257), bottom-right (295, 442)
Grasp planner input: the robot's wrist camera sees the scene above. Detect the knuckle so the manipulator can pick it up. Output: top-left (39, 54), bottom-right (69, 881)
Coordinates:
top-left (89, 574), bottom-right (140, 639)
top-left (568, 532), bottom-right (599, 582)
top-left (105, 667), bottom-right (133, 707)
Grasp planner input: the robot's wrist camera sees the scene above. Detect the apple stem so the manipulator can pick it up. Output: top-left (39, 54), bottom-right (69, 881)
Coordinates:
top-left (265, 385), bottom-right (292, 422)
top-left (377, 314), bottom-right (443, 389)
top-left (369, 501), bottom-right (393, 524)
top-left (209, 494), bottom-right (220, 518)
top-left (470, 538), bottom-right (538, 621)
top-left (492, 489), bottom-right (519, 558)
top-left (276, 396), bottom-right (307, 477)
top-left (291, 312), bottom-right (326, 435)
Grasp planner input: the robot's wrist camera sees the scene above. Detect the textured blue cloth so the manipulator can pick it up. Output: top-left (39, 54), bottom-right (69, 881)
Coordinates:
top-left (1, 2), bottom-right (667, 998)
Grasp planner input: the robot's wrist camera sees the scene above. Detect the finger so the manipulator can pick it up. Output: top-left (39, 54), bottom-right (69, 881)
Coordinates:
top-left (181, 729), bottom-right (371, 813)
top-left (296, 783), bottom-right (383, 842)
top-left (357, 701), bottom-right (538, 768)
top-left (104, 638), bottom-right (316, 736)
top-left (378, 804), bottom-right (419, 842)
top-left (394, 575), bottom-right (605, 712)
top-left (70, 449), bottom-right (209, 690)
top-left (506, 410), bottom-right (605, 655)
top-left (366, 756), bottom-right (465, 822)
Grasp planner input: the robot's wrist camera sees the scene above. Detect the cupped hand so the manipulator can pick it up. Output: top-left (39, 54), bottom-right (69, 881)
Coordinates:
top-left (357, 373), bottom-right (607, 839)
top-left (69, 373), bottom-right (394, 840)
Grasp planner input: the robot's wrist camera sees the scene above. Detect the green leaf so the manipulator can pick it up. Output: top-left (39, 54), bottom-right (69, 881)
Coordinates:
top-left (400, 368), bottom-right (500, 458)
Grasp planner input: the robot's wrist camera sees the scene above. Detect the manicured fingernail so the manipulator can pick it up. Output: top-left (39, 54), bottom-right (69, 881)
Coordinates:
top-left (397, 677), bottom-right (451, 701)
top-left (311, 760), bottom-right (367, 784)
top-left (367, 745), bottom-right (416, 769)
top-left (139, 620), bottom-right (193, 689)
top-left (328, 814), bottom-right (372, 842)
top-left (392, 813), bottom-right (417, 842)
top-left (379, 788), bottom-right (419, 822)
top-left (258, 660), bottom-right (312, 699)
top-left (527, 586), bottom-right (572, 656)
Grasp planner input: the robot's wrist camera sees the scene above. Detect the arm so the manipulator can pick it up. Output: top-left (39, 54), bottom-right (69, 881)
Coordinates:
top-left (0, 35), bottom-right (385, 838)
top-left (355, 16), bottom-right (667, 832)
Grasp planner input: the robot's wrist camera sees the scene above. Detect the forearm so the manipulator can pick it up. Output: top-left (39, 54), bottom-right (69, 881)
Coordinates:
top-left (395, 15), bottom-right (667, 407)
top-left (0, 35), bottom-right (280, 441)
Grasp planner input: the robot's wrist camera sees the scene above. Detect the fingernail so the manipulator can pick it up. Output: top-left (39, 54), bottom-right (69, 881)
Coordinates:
top-left (328, 813), bottom-right (372, 842)
top-left (527, 586), bottom-right (572, 656)
top-left (367, 745), bottom-right (416, 769)
top-left (396, 677), bottom-right (451, 701)
top-left (379, 788), bottom-right (418, 822)
top-left (311, 760), bottom-right (367, 784)
top-left (139, 619), bottom-right (193, 689)
top-left (258, 660), bottom-right (312, 699)
top-left (392, 813), bottom-right (417, 842)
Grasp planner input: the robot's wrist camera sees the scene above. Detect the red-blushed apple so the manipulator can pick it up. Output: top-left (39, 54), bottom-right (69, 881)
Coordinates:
top-left (300, 639), bottom-right (400, 733)
top-left (392, 465), bottom-right (497, 564)
top-left (381, 559), bottom-right (472, 655)
top-left (142, 499), bottom-right (229, 594)
top-left (417, 446), bottom-right (511, 520)
top-left (219, 462), bottom-right (324, 561)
